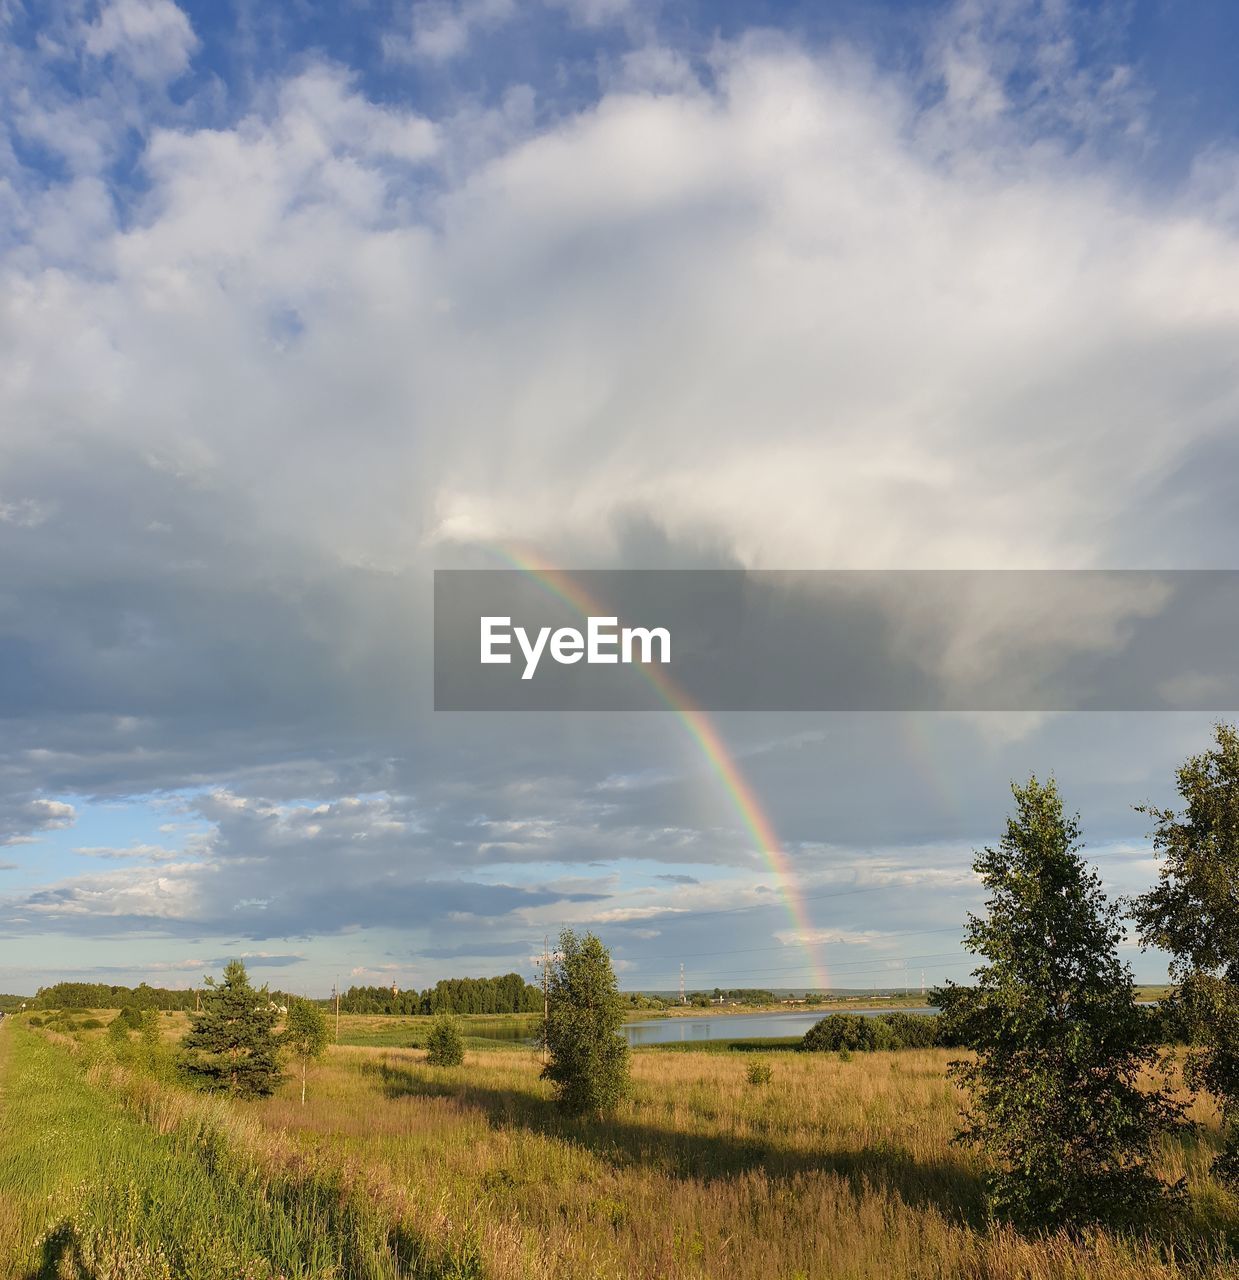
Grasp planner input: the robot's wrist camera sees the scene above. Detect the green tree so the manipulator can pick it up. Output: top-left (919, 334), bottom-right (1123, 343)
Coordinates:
top-left (138, 1007), bottom-right (167, 1077)
top-left (283, 997), bottom-right (330, 1104)
top-left (180, 960), bottom-right (283, 1098)
top-left (935, 777), bottom-right (1182, 1231)
top-left (542, 929), bottom-right (629, 1116)
top-left (106, 1010), bottom-right (131, 1050)
top-left (424, 1013), bottom-right (465, 1067)
top-left (1132, 724), bottom-right (1239, 1188)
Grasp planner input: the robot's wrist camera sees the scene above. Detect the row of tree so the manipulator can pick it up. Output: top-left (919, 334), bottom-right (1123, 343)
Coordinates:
top-left (931, 724), bottom-right (1239, 1231)
top-left (164, 934), bottom-right (628, 1118)
top-left (34, 981), bottom-right (201, 1011)
top-left (337, 973), bottom-right (542, 1015)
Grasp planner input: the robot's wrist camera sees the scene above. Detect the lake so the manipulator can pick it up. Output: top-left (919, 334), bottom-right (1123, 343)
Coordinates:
top-left (620, 1006), bottom-right (936, 1047)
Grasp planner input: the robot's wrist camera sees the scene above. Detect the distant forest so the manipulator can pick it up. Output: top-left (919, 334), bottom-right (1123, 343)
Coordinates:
top-left (31, 972), bottom-right (545, 1016)
top-left (33, 982), bottom-right (200, 1011)
top-left (339, 973), bottom-right (542, 1015)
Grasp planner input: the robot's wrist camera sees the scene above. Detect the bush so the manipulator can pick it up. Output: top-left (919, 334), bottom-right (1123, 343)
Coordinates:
top-left (802, 1014), bottom-right (880, 1053)
top-left (115, 1005), bottom-right (144, 1031)
top-left (78, 1017), bottom-right (104, 1030)
top-left (28, 1015), bottom-right (43, 1027)
top-left (801, 1012), bottom-right (947, 1053)
top-left (425, 1014), bottom-right (465, 1067)
top-left (880, 1012), bottom-right (939, 1048)
top-left (746, 1060), bottom-right (773, 1085)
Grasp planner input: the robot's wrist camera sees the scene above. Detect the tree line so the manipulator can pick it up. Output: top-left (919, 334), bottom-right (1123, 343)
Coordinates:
top-left (34, 981), bottom-right (201, 1011)
top-left (337, 973), bottom-right (542, 1015)
top-left (34, 972), bottom-right (544, 1017)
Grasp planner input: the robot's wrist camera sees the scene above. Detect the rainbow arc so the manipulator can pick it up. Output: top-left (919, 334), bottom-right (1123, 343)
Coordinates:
top-left (486, 545), bottom-right (830, 991)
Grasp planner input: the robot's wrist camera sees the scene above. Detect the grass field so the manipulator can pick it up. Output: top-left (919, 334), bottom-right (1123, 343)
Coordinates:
top-left (1, 1012), bottom-right (1235, 1279)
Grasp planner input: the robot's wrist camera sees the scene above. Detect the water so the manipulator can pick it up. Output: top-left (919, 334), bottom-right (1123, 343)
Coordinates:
top-left (620, 1006), bottom-right (936, 1047)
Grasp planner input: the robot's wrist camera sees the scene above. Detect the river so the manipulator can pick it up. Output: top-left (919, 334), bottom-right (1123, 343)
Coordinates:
top-left (619, 1006), bottom-right (936, 1047)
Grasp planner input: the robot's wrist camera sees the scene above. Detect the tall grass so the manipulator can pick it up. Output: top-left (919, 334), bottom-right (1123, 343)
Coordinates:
top-left (253, 1044), bottom-right (1238, 1280)
top-left (0, 1022), bottom-right (481, 1279)
top-left (3, 1018), bottom-right (1237, 1279)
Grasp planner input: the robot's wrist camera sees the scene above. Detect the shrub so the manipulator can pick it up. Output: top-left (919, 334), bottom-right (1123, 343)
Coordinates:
top-left (879, 1012), bottom-right (939, 1048)
top-left (746, 1060), bottom-right (773, 1085)
top-left (78, 1017), bottom-right (104, 1030)
top-left (116, 1005), bottom-right (144, 1031)
top-left (802, 1014), bottom-right (879, 1053)
top-left (425, 1014), bottom-right (465, 1067)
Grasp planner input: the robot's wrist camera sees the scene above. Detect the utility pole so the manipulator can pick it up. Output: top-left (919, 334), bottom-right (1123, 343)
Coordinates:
top-left (334, 976), bottom-right (340, 1044)
top-left (920, 969), bottom-right (925, 998)
top-left (679, 962), bottom-right (686, 1006)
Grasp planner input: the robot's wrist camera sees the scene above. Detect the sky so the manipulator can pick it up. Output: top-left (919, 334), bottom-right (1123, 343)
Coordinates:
top-left (2, 0), bottom-right (1239, 997)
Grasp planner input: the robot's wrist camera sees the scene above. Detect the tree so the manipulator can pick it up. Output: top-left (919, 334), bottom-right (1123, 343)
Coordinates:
top-left (425, 1014), bottom-right (465, 1067)
top-left (934, 777), bottom-right (1182, 1231)
top-left (1132, 724), bottom-right (1239, 1188)
top-left (138, 1007), bottom-right (167, 1077)
top-left (180, 960), bottom-right (283, 1098)
top-left (542, 929), bottom-right (629, 1116)
top-left (283, 997), bottom-right (330, 1104)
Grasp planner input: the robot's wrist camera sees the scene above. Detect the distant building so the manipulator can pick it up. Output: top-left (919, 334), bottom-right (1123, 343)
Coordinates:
top-left (391, 980), bottom-right (399, 999)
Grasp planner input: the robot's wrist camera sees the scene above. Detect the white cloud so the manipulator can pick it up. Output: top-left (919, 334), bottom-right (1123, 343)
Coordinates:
top-left (74, 843), bottom-right (179, 860)
top-left (385, 0), bottom-right (516, 64)
top-left (80, 0), bottom-right (198, 85)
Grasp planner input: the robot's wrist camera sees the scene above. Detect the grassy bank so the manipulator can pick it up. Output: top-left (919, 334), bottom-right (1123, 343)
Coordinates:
top-left (0, 1021), bottom-right (481, 1279)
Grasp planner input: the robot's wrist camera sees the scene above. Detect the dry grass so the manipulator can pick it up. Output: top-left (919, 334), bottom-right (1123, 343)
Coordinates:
top-left (244, 1044), bottom-right (1236, 1280)
top-left (4, 1013), bottom-right (1236, 1279)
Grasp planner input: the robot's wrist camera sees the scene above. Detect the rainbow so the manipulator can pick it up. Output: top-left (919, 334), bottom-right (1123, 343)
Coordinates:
top-left (483, 544), bottom-right (830, 991)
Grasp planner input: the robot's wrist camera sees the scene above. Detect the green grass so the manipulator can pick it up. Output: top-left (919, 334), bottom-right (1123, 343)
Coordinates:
top-left (4, 1013), bottom-right (1236, 1280)
top-left (0, 1023), bottom-right (481, 1279)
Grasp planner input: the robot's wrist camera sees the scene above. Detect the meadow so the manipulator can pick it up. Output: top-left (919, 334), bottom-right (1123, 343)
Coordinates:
top-left (1, 1012), bottom-right (1236, 1279)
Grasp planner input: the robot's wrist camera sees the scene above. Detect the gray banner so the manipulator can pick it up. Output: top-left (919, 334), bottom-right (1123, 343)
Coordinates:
top-left (433, 570), bottom-right (1239, 711)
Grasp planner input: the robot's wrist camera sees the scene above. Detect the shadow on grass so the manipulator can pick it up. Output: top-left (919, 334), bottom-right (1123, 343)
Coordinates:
top-left (26, 1220), bottom-right (84, 1280)
top-left (357, 1056), bottom-right (988, 1227)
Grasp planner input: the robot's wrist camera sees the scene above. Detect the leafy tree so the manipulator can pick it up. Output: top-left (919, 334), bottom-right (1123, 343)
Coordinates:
top-left (283, 997), bottom-right (330, 1104)
top-left (542, 929), bottom-right (629, 1115)
top-left (934, 777), bottom-right (1182, 1231)
top-left (138, 1007), bottom-right (168, 1077)
top-left (115, 1005), bottom-right (144, 1031)
top-left (1132, 724), bottom-right (1239, 1188)
top-left (106, 1011), bottom-right (131, 1048)
top-left (180, 960), bottom-right (283, 1098)
top-left (424, 1014), bottom-right (465, 1067)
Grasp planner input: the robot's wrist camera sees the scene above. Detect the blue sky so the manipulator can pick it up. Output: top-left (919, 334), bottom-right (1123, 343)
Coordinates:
top-left (2, 0), bottom-right (1239, 997)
